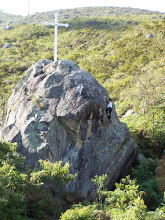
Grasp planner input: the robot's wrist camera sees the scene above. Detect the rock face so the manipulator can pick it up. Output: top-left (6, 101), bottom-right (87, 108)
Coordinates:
top-left (0, 59), bottom-right (137, 200)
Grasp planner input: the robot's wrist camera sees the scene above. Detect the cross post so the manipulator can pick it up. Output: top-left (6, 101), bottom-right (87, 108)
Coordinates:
top-left (44, 13), bottom-right (69, 61)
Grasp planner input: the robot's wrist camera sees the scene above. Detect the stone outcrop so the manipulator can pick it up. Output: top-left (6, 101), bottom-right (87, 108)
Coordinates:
top-left (145, 34), bottom-right (154, 39)
top-left (0, 59), bottom-right (137, 200)
top-left (3, 24), bottom-right (13, 30)
top-left (2, 43), bottom-right (13, 49)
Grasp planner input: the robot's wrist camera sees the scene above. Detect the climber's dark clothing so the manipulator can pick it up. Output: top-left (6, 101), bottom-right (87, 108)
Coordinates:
top-left (106, 107), bottom-right (112, 120)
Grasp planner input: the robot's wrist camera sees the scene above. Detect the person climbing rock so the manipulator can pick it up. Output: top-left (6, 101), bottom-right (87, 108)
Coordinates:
top-left (105, 96), bottom-right (113, 121)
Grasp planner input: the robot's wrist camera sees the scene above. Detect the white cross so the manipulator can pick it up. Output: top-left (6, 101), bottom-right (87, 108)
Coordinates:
top-left (44, 13), bottom-right (69, 61)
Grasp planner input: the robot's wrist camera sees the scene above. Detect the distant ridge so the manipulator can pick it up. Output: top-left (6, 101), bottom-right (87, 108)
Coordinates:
top-left (0, 12), bottom-right (22, 25)
top-left (0, 6), bottom-right (163, 25)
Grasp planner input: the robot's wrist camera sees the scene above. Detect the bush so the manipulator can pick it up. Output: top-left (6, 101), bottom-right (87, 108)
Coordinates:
top-left (146, 192), bottom-right (165, 219)
top-left (131, 158), bottom-right (157, 183)
top-left (104, 176), bottom-right (147, 219)
top-left (0, 183), bottom-right (27, 220)
top-left (0, 141), bottom-right (75, 219)
top-left (60, 206), bottom-right (96, 220)
top-left (110, 197), bottom-right (147, 220)
top-left (105, 176), bottom-right (139, 210)
top-left (131, 159), bottom-right (163, 210)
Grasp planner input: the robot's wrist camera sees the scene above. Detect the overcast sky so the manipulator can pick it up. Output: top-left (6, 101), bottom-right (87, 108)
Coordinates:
top-left (1, 0), bottom-right (165, 16)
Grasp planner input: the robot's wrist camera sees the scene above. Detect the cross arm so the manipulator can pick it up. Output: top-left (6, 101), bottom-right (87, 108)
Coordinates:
top-left (44, 21), bottom-right (55, 26)
top-left (57, 23), bottom-right (69, 28)
top-left (44, 21), bottom-right (69, 28)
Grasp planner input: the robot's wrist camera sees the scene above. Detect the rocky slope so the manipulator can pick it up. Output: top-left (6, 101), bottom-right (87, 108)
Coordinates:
top-left (0, 59), bottom-right (137, 200)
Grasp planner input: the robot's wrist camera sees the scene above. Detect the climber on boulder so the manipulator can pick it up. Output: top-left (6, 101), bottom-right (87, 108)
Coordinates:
top-left (105, 96), bottom-right (113, 121)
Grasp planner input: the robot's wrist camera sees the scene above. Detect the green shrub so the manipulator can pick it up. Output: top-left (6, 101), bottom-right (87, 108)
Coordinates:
top-left (60, 206), bottom-right (96, 220)
top-left (131, 158), bottom-right (157, 183)
top-left (104, 176), bottom-right (147, 219)
top-left (0, 141), bottom-right (75, 219)
top-left (146, 192), bottom-right (165, 219)
top-left (91, 174), bottom-right (107, 207)
top-left (0, 183), bottom-right (27, 220)
top-left (110, 197), bottom-right (147, 220)
top-left (105, 176), bottom-right (139, 210)
top-left (131, 159), bottom-right (163, 210)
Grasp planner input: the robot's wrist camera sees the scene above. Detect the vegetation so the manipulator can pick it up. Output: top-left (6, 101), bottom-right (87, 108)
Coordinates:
top-left (1, 141), bottom-right (165, 219)
top-left (0, 6), bottom-right (160, 25)
top-left (60, 175), bottom-right (165, 220)
top-left (0, 6), bottom-right (165, 219)
top-left (0, 12), bottom-right (22, 25)
top-left (0, 141), bottom-right (75, 219)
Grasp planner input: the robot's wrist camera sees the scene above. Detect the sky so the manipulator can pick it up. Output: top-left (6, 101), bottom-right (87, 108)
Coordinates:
top-left (0, 0), bottom-right (165, 16)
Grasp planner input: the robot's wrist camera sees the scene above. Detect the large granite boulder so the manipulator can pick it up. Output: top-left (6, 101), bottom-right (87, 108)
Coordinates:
top-left (0, 59), bottom-right (137, 200)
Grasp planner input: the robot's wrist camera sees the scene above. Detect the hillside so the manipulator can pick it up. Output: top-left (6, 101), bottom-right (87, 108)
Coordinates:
top-left (20, 6), bottom-right (163, 24)
top-left (0, 8), bottom-right (164, 143)
top-left (0, 6), bottom-right (163, 25)
top-left (0, 6), bottom-right (165, 218)
top-left (0, 12), bottom-right (22, 25)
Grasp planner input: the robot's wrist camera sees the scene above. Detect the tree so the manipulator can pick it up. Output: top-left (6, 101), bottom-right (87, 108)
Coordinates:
top-left (91, 174), bottom-right (107, 208)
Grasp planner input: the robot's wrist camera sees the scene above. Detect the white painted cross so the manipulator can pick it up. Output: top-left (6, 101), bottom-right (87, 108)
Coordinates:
top-left (44, 13), bottom-right (69, 61)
